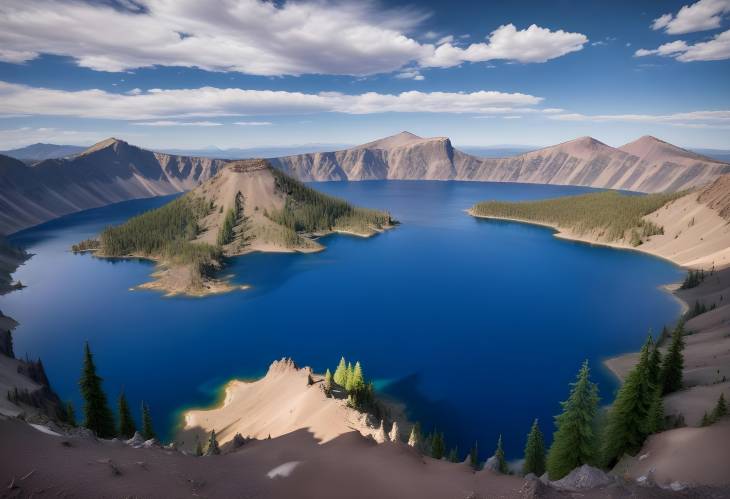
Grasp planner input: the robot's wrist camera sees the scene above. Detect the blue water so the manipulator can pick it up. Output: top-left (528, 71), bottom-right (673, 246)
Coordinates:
top-left (1, 181), bottom-right (683, 459)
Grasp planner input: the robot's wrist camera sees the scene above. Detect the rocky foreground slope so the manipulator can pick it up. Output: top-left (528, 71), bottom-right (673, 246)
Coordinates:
top-left (270, 132), bottom-right (729, 192)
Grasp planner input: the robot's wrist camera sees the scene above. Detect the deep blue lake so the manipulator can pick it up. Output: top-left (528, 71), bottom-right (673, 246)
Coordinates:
top-left (1, 180), bottom-right (683, 459)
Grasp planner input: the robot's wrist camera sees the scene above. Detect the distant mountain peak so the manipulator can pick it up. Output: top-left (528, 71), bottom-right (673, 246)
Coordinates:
top-left (361, 131), bottom-right (424, 150)
top-left (619, 135), bottom-right (708, 162)
top-left (80, 137), bottom-right (130, 156)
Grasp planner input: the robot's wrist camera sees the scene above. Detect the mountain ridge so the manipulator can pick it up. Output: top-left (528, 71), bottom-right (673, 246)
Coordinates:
top-left (2, 133), bottom-right (729, 235)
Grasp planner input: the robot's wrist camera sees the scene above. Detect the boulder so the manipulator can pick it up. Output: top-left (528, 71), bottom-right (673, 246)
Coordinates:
top-left (232, 433), bottom-right (246, 448)
top-left (125, 432), bottom-right (145, 448)
top-left (550, 465), bottom-right (613, 491)
top-left (482, 455), bottom-right (499, 472)
top-left (142, 438), bottom-right (159, 448)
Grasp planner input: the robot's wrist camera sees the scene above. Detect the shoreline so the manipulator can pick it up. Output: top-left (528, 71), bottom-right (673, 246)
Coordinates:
top-left (466, 209), bottom-right (693, 383)
top-left (467, 209), bottom-right (691, 270)
top-left (87, 223), bottom-right (395, 298)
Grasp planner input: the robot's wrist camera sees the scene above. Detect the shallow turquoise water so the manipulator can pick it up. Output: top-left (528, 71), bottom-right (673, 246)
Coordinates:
top-left (2, 181), bottom-right (682, 458)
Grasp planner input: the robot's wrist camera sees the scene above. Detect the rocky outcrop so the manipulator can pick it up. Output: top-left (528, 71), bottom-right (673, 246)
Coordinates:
top-left (550, 465), bottom-right (613, 491)
top-left (270, 133), bottom-right (729, 193)
top-left (0, 139), bottom-right (227, 234)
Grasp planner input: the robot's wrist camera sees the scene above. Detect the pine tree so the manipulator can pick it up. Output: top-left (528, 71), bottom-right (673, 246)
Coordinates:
top-left (64, 401), bottom-right (76, 427)
top-left (602, 338), bottom-right (656, 466)
top-left (523, 419), bottom-right (546, 476)
top-left (712, 393), bottom-right (727, 420)
top-left (117, 391), bottom-right (136, 438)
top-left (78, 342), bottom-right (115, 438)
top-left (194, 436), bottom-right (203, 456)
top-left (546, 360), bottom-right (600, 480)
top-left (469, 441), bottom-right (479, 470)
top-left (323, 368), bottom-right (333, 396)
top-left (333, 357), bottom-right (347, 386)
top-left (494, 434), bottom-right (508, 474)
top-left (345, 362), bottom-right (354, 391)
top-left (647, 335), bottom-right (662, 386)
top-left (389, 421), bottom-right (400, 443)
top-left (206, 429), bottom-right (220, 455)
top-left (701, 412), bottom-right (713, 427)
top-left (141, 401), bottom-right (156, 440)
top-left (431, 431), bottom-right (445, 459)
top-left (646, 386), bottom-right (664, 434)
top-left (661, 322), bottom-right (685, 394)
top-left (447, 446), bottom-right (459, 463)
top-left (407, 423), bottom-right (421, 449)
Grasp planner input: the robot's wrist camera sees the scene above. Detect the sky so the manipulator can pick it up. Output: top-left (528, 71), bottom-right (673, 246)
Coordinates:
top-left (0, 0), bottom-right (729, 150)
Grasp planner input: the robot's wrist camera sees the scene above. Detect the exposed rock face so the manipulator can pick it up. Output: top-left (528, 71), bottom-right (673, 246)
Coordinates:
top-left (0, 138), bottom-right (227, 234)
top-left (270, 133), bottom-right (729, 193)
top-left (550, 465), bottom-right (613, 491)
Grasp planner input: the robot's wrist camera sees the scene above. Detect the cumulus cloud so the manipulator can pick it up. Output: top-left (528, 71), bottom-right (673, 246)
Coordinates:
top-left (420, 24), bottom-right (588, 67)
top-left (0, 81), bottom-right (544, 120)
top-left (0, 1), bottom-right (587, 76)
top-left (635, 29), bottom-right (730, 61)
top-left (549, 110), bottom-right (730, 128)
top-left (651, 0), bottom-right (730, 34)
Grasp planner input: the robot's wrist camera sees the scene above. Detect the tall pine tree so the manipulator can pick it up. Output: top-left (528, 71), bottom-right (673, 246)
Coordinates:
top-left (661, 322), bottom-right (685, 394)
top-left (494, 434), bottom-right (508, 474)
top-left (431, 431), bottom-right (445, 459)
top-left (523, 419), bottom-right (546, 476)
top-left (79, 342), bottom-right (115, 438)
top-left (602, 337), bottom-right (656, 466)
top-left (546, 360), bottom-right (600, 480)
top-left (333, 357), bottom-right (347, 386)
top-left (647, 335), bottom-right (662, 386)
top-left (141, 401), bottom-right (156, 440)
top-left (469, 440), bottom-right (479, 470)
top-left (117, 390), bottom-right (136, 438)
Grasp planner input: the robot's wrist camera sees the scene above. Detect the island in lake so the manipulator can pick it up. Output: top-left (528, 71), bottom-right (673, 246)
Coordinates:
top-left (73, 159), bottom-right (394, 296)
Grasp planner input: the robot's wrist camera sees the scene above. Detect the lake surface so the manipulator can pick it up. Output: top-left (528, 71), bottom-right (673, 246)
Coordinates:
top-left (2, 181), bottom-right (683, 459)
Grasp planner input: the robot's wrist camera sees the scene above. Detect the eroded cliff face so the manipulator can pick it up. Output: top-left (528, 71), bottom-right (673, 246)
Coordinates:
top-left (2, 133), bottom-right (728, 235)
top-left (0, 139), bottom-right (227, 234)
top-left (270, 132), bottom-right (730, 192)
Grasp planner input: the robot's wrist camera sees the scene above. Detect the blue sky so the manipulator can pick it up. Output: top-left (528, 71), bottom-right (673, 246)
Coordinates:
top-left (0, 0), bottom-right (729, 150)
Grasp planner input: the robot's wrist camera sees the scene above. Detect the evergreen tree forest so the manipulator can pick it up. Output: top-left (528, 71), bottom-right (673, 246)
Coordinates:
top-left (471, 190), bottom-right (681, 244)
top-left (269, 169), bottom-right (392, 235)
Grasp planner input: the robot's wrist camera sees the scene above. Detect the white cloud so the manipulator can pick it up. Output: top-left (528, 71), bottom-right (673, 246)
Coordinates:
top-left (0, 1), bottom-right (587, 76)
top-left (549, 110), bottom-right (730, 128)
top-left (394, 70), bottom-right (425, 80)
top-left (0, 81), bottom-right (545, 119)
top-left (420, 24), bottom-right (588, 67)
top-left (635, 29), bottom-right (730, 61)
top-left (651, 0), bottom-right (730, 34)
top-left (132, 120), bottom-right (223, 126)
top-left (233, 121), bottom-right (273, 126)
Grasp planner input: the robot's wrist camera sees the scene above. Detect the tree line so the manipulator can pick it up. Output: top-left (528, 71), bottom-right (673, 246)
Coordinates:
top-left (268, 170), bottom-right (392, 236)
top-left (471, 190), bottom-right (682, 245)
top-left (392, 317), bottom-right (725, 480)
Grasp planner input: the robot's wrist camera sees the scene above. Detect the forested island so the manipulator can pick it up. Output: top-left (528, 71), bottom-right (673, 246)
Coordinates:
top-left (73, 160), bottom-right (395, 296)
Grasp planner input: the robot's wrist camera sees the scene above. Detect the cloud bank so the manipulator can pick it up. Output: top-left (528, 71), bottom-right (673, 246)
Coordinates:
top-left (651, 0), bottom-right (730, 35)
top-left (0, 0), bottom-right (588, 76)
top-left (0, 81), bottom-right (545, 120)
